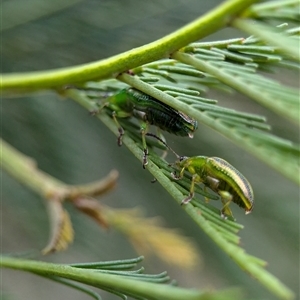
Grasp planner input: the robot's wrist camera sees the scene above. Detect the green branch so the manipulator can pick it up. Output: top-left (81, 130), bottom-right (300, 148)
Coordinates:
top-left (0, 138), bottom-right (118, 200)
top-left (0, 139), bottom-right (67, 197)
top-left (66, 89), bottom-right (294, 300)
top-left (1, 0), bottom-right (258, 92)
top-left (2, 1), bottom-right (297, 299)
top-left (233, 19), bottom-right (300, 61)
top-left (0, 256), bottom-right (241, 300)
top-left (117, 73), bottom-right (299, 185)
top-left (171, 52), bottom-right (298, 123)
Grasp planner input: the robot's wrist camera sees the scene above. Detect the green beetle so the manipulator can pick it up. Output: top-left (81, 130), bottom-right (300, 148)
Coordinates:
top-left (145, 133), bottom-right (254, 217)
top-left (103, 88), bottom-right (198, 167)
top-left (172, 155), bottom-right (254, 218)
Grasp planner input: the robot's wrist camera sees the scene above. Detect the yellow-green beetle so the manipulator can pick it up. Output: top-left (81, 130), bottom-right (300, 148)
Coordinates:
top-left (172, 155), bottom-right (254, 217)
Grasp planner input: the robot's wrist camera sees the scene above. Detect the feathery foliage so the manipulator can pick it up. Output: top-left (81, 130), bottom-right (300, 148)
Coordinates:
top-left (1, 0), bottom-right (299, 300)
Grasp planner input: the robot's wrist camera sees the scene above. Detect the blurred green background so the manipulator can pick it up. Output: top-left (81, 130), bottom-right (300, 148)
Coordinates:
top-left (1, 0), bottom-right (299, 299)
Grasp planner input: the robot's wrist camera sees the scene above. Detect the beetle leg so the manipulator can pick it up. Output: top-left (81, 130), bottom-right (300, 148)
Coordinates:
top-left (171, 171), bottom-right (178, 179)
top-left (181, 174), bottom-right (197, 205)
top-left (206, 176), bottom-right (220, 190)
top-left (92, 101), bottom-right (109, 115)
top-left (219, 191), bottom-right (234, 218)
top-left (171, 166), bottom-right (184, 180)
top-left (142, 148), bottom-right (149, 169)
top-left (112, 111), bottom-right (124, 146)
top-left (204, 176), bottom-right (220, 203)
top-left (140, 122), bottom-right (149, 168)
top-left (155, 128), bottom-right (168, 160)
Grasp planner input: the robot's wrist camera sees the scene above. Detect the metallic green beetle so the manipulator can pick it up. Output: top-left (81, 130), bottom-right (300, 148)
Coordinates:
top-left (145, 133), bottom-right (254, 217)
top-left (103, 88), bottom-right (198, 167)
top-left (172, 155), bottom-right (254, 217)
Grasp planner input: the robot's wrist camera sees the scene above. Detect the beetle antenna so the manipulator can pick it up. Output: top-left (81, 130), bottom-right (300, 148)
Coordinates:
top-left (145, 133), bottom-right (180, 159)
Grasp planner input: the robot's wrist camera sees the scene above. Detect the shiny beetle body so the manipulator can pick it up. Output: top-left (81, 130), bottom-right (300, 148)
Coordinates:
top-left (105, 88), bottom-right (198, 167)
top-left (106, 88), bottom-right (197, 137)
top-left (173, 155), bottom-right (254, 217)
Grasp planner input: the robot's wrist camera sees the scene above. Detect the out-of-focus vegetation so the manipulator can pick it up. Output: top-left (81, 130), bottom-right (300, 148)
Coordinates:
top-left (1, 0), bottom-right (299, 299)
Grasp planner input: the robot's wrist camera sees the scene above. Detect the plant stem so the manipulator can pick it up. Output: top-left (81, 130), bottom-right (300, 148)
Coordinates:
top-left (233, 19), bottom-right (300, 61)
top-left (67, 89), bottom-right (294, 300)
top-left (1, 0), bottom-right (259, 92)
top-left (0, 138), bottom-right (118, 200)
top-left (0, 256), bottom-right (219, 300)
top-left (118, 72), bottom-right (299, 186)
top-left (0, 139), bottom-right (67, 198)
